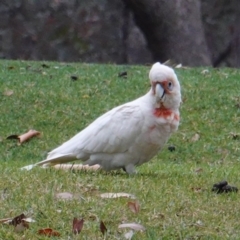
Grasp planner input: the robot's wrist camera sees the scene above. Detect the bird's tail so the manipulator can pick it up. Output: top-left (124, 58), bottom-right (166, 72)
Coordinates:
top-left (20, 153), bottom-right (76, 171)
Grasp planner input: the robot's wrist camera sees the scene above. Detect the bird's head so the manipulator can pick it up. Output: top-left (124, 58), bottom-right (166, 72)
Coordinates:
top-left (149, 62), bottom-right (181, 110)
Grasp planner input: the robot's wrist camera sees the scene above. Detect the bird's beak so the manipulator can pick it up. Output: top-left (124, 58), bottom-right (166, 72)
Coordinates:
top-left (155, 83), bottom-right (165, 101)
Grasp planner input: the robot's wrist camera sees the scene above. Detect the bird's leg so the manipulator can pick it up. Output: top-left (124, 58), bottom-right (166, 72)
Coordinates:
top-left (123, 164), bottom-right (136, 174)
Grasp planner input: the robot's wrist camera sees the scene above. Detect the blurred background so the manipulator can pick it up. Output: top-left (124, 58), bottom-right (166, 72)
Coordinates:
top-left (0, 0), bottom-right (240, 67)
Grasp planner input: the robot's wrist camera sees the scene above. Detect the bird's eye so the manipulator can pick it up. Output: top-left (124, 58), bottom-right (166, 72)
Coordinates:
top-left (167, 81), bottom-right (173, 91)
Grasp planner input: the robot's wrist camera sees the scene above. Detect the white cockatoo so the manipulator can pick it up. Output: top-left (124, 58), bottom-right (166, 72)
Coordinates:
top-left (21, 62), bottom-right (181, 174)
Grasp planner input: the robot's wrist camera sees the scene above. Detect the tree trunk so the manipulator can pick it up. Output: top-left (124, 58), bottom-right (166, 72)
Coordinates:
top-left (122, 0), bottom-right (211, 66)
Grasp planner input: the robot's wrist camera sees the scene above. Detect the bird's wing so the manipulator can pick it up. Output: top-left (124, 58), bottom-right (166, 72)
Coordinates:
top-left (77, 105), bottom-right (144, 153)
top-left (53, 103), bottom-right (144, 155)
top-left (22, 103), bottom-right (145, 169)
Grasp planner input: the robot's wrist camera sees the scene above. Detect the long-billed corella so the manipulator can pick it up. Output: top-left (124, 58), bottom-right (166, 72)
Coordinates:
top-left (21, 62), bottom-right (181, 174)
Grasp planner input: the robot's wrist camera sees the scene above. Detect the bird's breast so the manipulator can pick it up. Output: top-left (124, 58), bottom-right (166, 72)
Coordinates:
top-left (153, 107), bottom-right (180, 122)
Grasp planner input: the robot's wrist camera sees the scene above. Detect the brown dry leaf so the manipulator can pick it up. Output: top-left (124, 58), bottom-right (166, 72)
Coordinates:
top-left (53, 164), bottom-right (101, 171)
top-left (1, 216), bottom-right (35, 225)
top-left (14, 221), bottom-right (29, 233)
top-left (0, 218), bottom-right (12, 224)
top-left (6, 135), bottom-right (19, 140)
top-left (191, 133), bottom-right (200, 142)
top-left (18, 129), bottom-right (41, 143)
top-left (100, 221), bottom-right (107, 235)
top-left (3, 90), bottom-right (14, 96)
top-left (118, 71), bottom-right (128, 78)
top-left (7, 213), bottom-right (31, 233)
top-left (6, 129), bottom-right (40, 144)
top-left (38, 228), bottom-right (60, 237)
top-left (118, 223), bottom-right (146, 232)
top-left (10, 213), bottom-right (26, 227)
top-left (100, 192), bottom-right (136, 199)
top-left (72, 218), bottom-right (84, 235)
top-left (127, 201), bottom-right (140, 214)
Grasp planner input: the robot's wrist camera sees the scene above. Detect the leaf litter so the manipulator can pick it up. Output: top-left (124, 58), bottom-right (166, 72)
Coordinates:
top-left (100, 220), bottom-right (107, 235)
top-left (7, 129), bottom-right (41, 144)
top-left (127, 201), bottom-right (140, 213)
top-left (118, 222), bottom-right (146, 232)
top-left (38, 228), bottom-right (61, 237)
top-left (72, 217), bottom-right (84, 235)
top-left (100, 192), bottom-right (136, 199)
top-left (3, 90), bottom-right (14, 96)
top-left (55, 192), bottom-right (85, 201)
top-left (0, 213), bottom-right (35, 233)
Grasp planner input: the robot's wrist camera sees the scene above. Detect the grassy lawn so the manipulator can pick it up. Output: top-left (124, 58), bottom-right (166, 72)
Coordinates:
top-left (0, 60), bottom-right (240, 239)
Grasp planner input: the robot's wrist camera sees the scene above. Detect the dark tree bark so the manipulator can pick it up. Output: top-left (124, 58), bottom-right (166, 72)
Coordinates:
top-left (122, 0), bottom-right (211, 66)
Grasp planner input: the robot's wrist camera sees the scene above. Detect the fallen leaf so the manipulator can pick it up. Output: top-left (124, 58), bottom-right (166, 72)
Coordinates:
top-left (38, 228), bottom-right (60, 237)
top-left (168, 145), bottom-right (176, 152)
top-left (10, 213), bottom-right (26, 227)
top-left (127, 201), bottom-right (140, 214)
top-left (0, 218), bottom-right (12, 224)
top-left (72, 218), bottom-right (84, 234)
top-left (100, 192), bottom-right (136, 199)
top-left (195, 220), bottom-right (204, 227)
top-left (124, 230), bottom-right (134, 240)
top-left (41, 63), bottom-right (50, 68)
top-left (71, 75), bottom-right (78, 81)
top-left (55, 192), bottom-right (85, 202)
top-left (14, 221), bottom-right (29, 233)
top-left (201, 69), bottom-right (209, 75)
top-left (55, 192), bottom-right (73, 200)
top-left (100, 221), bottom-right (107, 235)
top-left (118, 223), bottom-right (146, 232)
top-left (0, 216), bottom-right (35, 225)
top-left (3, 90), bottom-right (14, 96)
top-left (118, 71), bottom-right (127, 78)
top-left (53, 164), bottom-right (101, 171)
top-left (22, 217), bottom-right (36, 223)
top-left (6, 135), bottom-right (19, 140)
top-left (191, 133), bottom-right (200, 142)
top-left (7, 213), bottom-right (31, 233)
top-left (7, 129), bottom-right (40, 144)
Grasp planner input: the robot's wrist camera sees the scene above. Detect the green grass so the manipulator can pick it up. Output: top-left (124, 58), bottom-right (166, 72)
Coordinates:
top-left (0, 60), bottom-right (240, 239)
